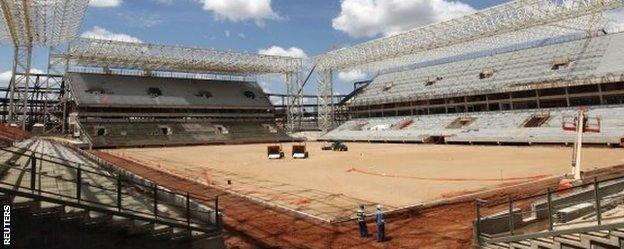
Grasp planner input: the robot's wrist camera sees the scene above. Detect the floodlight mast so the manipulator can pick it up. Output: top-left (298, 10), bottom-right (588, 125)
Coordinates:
top-left (313, 0), bottom-right (623, 132)
top-left (0, 0), bottom-right (90, 129)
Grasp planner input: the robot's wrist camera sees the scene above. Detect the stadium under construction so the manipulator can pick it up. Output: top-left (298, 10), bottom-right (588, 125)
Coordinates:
top-left (1, 0), bottom-right (624, 248)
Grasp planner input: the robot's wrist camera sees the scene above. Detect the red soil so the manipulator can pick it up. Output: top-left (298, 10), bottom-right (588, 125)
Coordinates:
top-left (91, 150), bottom-right (624, 249)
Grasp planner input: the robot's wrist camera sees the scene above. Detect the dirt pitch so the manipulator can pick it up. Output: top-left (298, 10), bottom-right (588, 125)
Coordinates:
top-left (106, 142), bottom-right (624, 222)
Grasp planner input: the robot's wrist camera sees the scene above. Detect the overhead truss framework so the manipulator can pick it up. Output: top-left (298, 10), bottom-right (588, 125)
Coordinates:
top-left (313, 0), bottom-right (624, 132)
top-left (0, 0), bottom-right (89, 46)
top-left (316, 0), bottom-right (623, 71)
top-left (0, 0), bottom-right (89, 129)
top-left (57, 38), bottom-right (303, 75)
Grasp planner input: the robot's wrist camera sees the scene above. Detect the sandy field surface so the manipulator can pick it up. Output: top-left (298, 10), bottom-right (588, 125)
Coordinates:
top-left (107, 142), bottom-right (624, 219)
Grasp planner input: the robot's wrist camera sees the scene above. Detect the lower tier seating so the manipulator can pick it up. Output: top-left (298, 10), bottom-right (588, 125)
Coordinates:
top-left (84, 121), bottom-right (294, 148)
top-left (322, 106), bottom-right (624, 146)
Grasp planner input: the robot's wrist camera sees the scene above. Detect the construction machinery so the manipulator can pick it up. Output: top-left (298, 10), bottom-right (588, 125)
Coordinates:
top-left (322, 141), bottom-right (348, 151)
top-left (292, 143), bottom-right (309, 159)
top-left (562, 107), bottom-right (601, 181)
top-left (267, 144), bottom-right (285, 159)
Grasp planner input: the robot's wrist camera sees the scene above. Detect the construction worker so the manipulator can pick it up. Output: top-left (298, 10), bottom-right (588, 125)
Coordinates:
top-left (375, 205), bottom-right (385, 242)
top-left (355, 205), bottom-right (369, 237)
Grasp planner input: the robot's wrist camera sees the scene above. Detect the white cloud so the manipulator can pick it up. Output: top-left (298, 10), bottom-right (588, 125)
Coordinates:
top-left (196, 0), bottom-right (279, 26)
top-left (238, 33), bottom-right (246, 39)
top-left (0, 71), bottom-right (11, 85)
top-left (258, 80), bottom-right (271, 92)
top-left (81, 26), bottom-right (142, 43)
top-left (606, 9), bottom-right (624, 33)
top-left (332, 0), bottom-right (475, 37)
top-left (269, 95), bottom-right (283, 105)
top-left (225, 30), bottom-right (231, 37)
top-left (118, 11), bottom-right (164, 28)
top-left (0, 69), bottom-right (45, 87)
top-left (338, 70), bottom-right (369, 82)
top-left (89, 0), bottom-right (122, 7)
top-left (258, 46), bottom-right (308, 58)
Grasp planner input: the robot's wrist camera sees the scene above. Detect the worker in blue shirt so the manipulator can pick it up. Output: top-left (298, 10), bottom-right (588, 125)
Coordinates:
top-left (375, 205), bottom-right (385, 242)
top-left (355, 204), bottom-right (369, 237)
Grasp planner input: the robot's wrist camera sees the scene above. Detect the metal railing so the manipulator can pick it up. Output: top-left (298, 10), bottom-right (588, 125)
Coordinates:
top-left (74, 119), bottom-right (93, 149)
top-left (0, 147), bottom-right (222, 235)
top-left (475, 176), bottom-right (624, 245)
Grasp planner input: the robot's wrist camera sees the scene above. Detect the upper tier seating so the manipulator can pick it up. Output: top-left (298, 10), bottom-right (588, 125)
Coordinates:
top-left (68, 73), bottom-right (272, 109)
top-left (352, 32), bottom-right (624, 105)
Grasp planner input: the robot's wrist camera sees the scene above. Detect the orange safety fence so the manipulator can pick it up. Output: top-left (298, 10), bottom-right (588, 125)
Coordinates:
top-left (346, 167), bottom-right (549, 182)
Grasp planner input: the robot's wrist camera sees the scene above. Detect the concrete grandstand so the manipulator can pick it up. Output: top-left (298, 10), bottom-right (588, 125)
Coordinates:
top-left (323, 32), bottom-right (624, 146)
top-left (67, 72), bottom-right (293, 148)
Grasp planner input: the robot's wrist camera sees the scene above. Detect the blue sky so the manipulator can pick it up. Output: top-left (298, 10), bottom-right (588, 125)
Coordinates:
top-left (4, 0), bottom-right (610, 95)
top-left (82, 0), bottom-right (504, 54)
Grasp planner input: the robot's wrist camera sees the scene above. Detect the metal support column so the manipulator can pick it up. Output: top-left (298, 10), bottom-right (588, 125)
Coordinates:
top-left (76, 167), bottom-right (82, 201)
top-left (30, 154), bottom-right (36, 190)
top-left (594, 178), bottom-right (602, 225)
top-left (153, 184), bottom-right (159, 219)
top-left (547, 188), bottom-right (554, 231)
top-left (117, 175), bottom-right (122, 211)
top-left (317, 70), bottom-right (334, 132)
top-left (186, 192), bottom-right (191, 228)
top-left (475, 199), bottom-right (482, 245)
top-left (215, 195), bottom-right (221, 230)
top-left (508, 197), bottom-right (514, 235)
top-left (285, 73), bottom-right (300, 132)
top-left (44, 45), bottom-right (70, 133)
top-left (8, 45), bottom-right (34, 129)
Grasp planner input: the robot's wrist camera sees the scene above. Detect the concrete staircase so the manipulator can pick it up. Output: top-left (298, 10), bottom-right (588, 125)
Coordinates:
top-left (480, 229), bottom-right (624, 249)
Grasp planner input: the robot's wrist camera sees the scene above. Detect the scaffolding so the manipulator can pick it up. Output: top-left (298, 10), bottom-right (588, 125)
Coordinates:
top-left (313, 0), bottom-right (624, 132)
top-left (0, 0), bottom-right (89, 129)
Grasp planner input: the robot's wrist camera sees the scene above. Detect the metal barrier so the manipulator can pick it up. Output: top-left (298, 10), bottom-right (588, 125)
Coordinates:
top-left (74, 119), bottom-right (93, 149)
top-left (475, 176), bottom-right (624, 245)
top-left (0, 146), bottom-right (222, 235)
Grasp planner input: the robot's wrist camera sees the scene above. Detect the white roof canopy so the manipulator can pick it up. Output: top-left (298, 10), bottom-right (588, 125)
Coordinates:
top-left (0, 0), bottom-right (89, 46)
top-left (54, 38), bottom-right (303, 75)
top-left (316, 0), bottom-right (623, 71)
